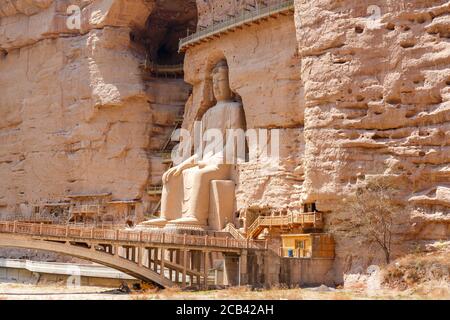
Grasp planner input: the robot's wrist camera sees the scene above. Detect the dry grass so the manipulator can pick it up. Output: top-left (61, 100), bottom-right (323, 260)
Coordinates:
top-left (382, 249), bottom-right (450, 298)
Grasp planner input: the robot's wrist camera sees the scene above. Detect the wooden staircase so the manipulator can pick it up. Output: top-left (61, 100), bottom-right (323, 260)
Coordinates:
top-left (224, 223), bottom-right (246, 241)
top-left (246, 212), bottom-right (323, 239)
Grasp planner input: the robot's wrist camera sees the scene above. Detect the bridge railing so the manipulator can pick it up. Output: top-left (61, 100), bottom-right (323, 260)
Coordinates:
top-left (0, 221), bottom-right (267, 250)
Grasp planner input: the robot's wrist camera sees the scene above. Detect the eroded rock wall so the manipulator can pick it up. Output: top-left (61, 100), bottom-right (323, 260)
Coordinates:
top-left (294, 0), bottom-right (450, 281)
top-left (196, 0), bottom-right (283, 28)
top-left (0, 0), bottom-right (156, 217)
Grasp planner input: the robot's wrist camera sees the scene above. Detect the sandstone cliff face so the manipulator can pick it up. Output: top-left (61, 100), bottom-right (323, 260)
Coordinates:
top-left (0, 0), bottom-right (158, 217)
top-left (196, 0), bottom-right (283, 28)
top-left (0, 0), bottom-right (448, 285)
top-left (294, 0), bottom-right (450, 280)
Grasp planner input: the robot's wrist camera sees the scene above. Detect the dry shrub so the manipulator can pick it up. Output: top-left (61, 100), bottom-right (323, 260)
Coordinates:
top-left (382, 250), bottom-right (450, 296)
top-left (158, 285), bottom-right (183, 298)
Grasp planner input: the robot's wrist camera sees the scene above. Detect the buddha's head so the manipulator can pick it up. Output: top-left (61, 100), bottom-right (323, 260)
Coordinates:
top-left (212, 60), bottom-right (232, 102)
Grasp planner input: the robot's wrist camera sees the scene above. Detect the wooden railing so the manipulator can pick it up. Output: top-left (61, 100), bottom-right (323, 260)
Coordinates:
top-left (66, 222), bottom-right (129, 229)
top-left (70, 204), bottom-right (101, 214)
top-left (0, 215), bottom-right (63, 224)
top-left (224, 223), bottom-right (246, 240)
top-left (179, 0), bottom-right (294, 52)
top-left (142, 61), bottom-right (184, 74)
top-left (247, 212), bottom-right (322, 238)
top-left (147, 185), bottom-right (163, 195)
top-left (0, 221), bottom-right (267, 250)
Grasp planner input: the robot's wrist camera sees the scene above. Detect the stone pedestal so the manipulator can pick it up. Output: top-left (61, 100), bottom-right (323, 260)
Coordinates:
top-left (208, 180), bottom-right (235, 230)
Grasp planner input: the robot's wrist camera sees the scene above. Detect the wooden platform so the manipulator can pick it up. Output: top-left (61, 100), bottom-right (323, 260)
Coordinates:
top-left (179, 0), bottom-right (295, 52)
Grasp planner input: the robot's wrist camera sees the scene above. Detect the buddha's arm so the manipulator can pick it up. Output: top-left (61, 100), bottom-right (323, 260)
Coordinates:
top-left (163, 153), bottom-right (200, 183)
top-left (175, 153), bottom-right (200, 172)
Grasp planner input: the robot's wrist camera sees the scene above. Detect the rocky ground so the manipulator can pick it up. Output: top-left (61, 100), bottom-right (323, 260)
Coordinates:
top-left (0, 282), bottom-right (448, 300)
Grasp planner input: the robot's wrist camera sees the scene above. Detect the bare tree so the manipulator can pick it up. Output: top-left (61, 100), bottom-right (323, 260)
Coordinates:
top-left (334, 178), bottom-right (402, 264)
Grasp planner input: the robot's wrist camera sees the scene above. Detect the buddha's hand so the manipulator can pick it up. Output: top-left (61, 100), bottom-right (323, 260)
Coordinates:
top-left (162, 166), bottom-right (179, 184)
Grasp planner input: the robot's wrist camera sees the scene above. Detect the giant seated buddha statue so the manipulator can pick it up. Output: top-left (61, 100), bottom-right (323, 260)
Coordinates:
top-left (143, 60), bottom-right (245, 231)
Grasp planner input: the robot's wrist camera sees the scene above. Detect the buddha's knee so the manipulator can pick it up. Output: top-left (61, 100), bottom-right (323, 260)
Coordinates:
top-left (193, 168), bottom-right (218, 185)
top-left (164, 172), bottom-right (182, 188)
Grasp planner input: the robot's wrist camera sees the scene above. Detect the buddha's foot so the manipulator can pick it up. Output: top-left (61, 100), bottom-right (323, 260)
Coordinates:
top-left (164, 216), bottom-right (207, 232)
top-left (137, 218), bottom-right (168, 228)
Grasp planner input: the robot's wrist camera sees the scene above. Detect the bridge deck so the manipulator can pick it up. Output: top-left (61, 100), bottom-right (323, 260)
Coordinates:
top-left (0, 221), bottom-right (267, 251)
top-left (0, 222), bottom-right (268, 288)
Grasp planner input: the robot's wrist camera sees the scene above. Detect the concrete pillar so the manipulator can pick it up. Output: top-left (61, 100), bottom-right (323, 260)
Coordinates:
top-left (160, 247), bottom-right (165, 279)
top-left (223, 254), bottom-right (239, 286)
top-left (138, 247), bottom-right (143, 267)
top-left (153, 248), bottom-right (158, 272)
top-left (169, 250), bottom-right (174, 280)
top-left (203, 251), bottom-right (209, 289)
top-left (144, 248), bottom-right (150, 268)
top-left (239, 250), bottom-right (248, 286)
top-left (182, 250), bottom-right (187, 287)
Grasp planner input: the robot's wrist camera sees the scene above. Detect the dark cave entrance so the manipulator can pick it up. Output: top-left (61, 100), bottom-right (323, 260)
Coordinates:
top-left (140, 0), bottom-right (198, 66)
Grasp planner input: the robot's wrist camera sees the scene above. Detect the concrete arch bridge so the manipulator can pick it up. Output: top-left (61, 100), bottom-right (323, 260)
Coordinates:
top-left (0, 222), bottom-right (268, 288)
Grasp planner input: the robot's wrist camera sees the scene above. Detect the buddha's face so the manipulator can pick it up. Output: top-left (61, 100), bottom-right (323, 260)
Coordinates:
top-left (212, 66), bottom-right (232, 102)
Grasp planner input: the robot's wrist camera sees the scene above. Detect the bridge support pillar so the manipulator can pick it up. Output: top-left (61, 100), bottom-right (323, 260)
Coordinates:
top-left (138, 246), bottom-right (143, 267)
top-left (239, 250), bottom-right (249, 286)
top-left (223, 254), bottom-right (239, 286)
top-left (169, 249), bottom-right (174, 280)
top-left (203, 251), bottom-right (209, 289)
top-left (182, 249), bottom-right (187, 287)
top-left (191, 251), bottom-right (201, 287)
top-left (152, 248), bottom-right (158, 273)
top-left (160, 247), bottom-right (165, 280)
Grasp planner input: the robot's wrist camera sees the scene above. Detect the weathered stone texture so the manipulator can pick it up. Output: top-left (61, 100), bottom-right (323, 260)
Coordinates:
top-left (0, 0), bottom-right (448, 284)
top-left (0, 0), bottom-right (155, 217)
top-left (294, 0), bottom-right (450, 279)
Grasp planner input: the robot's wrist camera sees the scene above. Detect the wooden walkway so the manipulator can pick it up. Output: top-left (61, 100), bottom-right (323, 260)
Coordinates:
top-left (247, 212), bottom-right (323, 239)
top-left (141, 61), bottom-right (184, 78)
top-left (179, 0), bottom-right (295, 52)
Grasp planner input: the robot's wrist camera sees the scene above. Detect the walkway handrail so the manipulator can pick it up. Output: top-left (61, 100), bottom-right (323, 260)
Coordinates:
top-left (144, 61), bottom-right (184, 74)
top-left (0, 221), bottom-right (266, 250)
top-left (179, 0), bottom-right (294, 52)
top-left (247, 216), bottom-right (262, 237)
top-left (224, 223), bottom-right (246, 240)
top-left (0, 215), bottom-right (64, 223)
top-left (147, 185), bottom-right (163, 194)
top-left (246, 212), bottom-right (323, 238)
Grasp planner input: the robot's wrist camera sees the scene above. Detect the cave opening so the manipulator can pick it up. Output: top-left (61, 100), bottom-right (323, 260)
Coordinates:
top-left (142, 0), bottom-right (198, 67)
